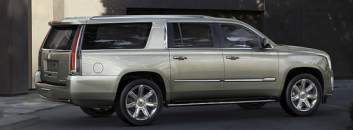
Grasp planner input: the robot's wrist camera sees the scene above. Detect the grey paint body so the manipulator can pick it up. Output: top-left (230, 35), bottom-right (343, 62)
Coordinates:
top-left (35, 15), bottom-right (333, 108)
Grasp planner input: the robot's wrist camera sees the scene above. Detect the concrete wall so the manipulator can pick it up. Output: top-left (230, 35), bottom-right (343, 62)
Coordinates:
top-left (64, 0), bottom-right (105, 17)
top-left (31, 0), bottom-right (53, 88)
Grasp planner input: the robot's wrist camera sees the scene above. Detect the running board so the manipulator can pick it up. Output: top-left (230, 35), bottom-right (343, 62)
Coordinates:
top-left (167, 99), bottom-right (277, 107)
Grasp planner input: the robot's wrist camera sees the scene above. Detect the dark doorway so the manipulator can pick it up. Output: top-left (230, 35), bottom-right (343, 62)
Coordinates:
top-left (126, 8), bottom-right (264, 31)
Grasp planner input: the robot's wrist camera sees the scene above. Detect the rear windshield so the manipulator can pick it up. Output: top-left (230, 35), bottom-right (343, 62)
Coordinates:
top-left (43, 26), bottom-right (77, 50)
top-left (82, 23), bottom-right (152, 50)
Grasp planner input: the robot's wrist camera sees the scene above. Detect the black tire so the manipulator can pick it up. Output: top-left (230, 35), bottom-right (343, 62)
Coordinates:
top-left (238, 102), bottom-right (266, 110)
top-left (80, 107), bottom-right (114, 118)
top-left (116, 79), bottom-right (163, 126)
top-left (280, 73), bottom-right (322, 116)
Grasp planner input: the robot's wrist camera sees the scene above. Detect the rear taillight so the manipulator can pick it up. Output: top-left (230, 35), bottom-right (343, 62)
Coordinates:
top-left (70, 26), bottom-right (82, 74)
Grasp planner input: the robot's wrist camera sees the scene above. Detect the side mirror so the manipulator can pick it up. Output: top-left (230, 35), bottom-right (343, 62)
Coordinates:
top-left (260, 38), bottom-right (271, 49)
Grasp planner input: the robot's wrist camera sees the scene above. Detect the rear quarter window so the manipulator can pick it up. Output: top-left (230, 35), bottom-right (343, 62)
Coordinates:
top-left (82, 23), bottom-right (152, 50)
top-left (43, 26), bottom-right (78, 50)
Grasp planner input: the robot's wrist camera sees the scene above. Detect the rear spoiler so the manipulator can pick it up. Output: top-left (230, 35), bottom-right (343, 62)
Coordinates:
top-left (49, 21), bottom-right (85, 26)
top-left (49, 17), bottom-right (89, 26)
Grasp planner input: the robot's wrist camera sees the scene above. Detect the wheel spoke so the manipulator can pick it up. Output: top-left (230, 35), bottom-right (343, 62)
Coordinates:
top-left (303, 98), bottom-right (311, 108)
top-left (141, 107), bottom-right (150, 117)
top-left (128, 91), bottom-right (138, 100)
top-left (305, 83), bottom-right (314, 92)
top-left (138, 85), bottom-right (144, 97)
top-left (311, 99), bottom-right (317, 106)
top-left (291, 94), bottom-right (300, 101)
top-left (307, 94), bottom-right (317, 99)
top-left (143, 91), bottom-right (154, 100)
top-left (296, 100), bottom-right (303, 109)
top-left (300, 79), bottom-right (307, 90)
top-left (132, 107), bottom-right (140, 118)
top-left (293, 85), bottom-right (301, 93)
top-left (126, 102), bottom-right (136, 108)
top-left (146, 102), bottom-right (157, 107)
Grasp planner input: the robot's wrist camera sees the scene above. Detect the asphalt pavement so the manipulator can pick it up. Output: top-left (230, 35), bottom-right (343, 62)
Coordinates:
top-left (17, 86), bottom-right (353, 130)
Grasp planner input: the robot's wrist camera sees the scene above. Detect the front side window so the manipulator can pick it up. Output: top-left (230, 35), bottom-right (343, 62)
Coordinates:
top-left (221, 24), bottom-right (261, 48)
top-left (169, 23), bottom-right (214, 48)
top-left (82, 23), bottom-right (152, 50)
top-left (43, 26), bottom-right (78, 50)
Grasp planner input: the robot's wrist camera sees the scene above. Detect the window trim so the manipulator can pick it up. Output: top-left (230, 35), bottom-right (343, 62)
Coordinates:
top-left (167, 22), bottom-right (221, 49)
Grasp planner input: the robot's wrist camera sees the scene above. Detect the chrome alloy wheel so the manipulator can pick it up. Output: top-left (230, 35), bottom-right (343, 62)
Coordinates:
top-left (290, 79), bottom-right (318, 112)
top-left (125, 84), bottom-right (158, 121)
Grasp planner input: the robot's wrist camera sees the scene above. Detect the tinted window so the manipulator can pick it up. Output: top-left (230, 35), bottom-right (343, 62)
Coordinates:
top-left (221, 24), bottom-right (261, 48)
top-left (82, 23), bottom-right (152, 50)
top-left (169, 23), bottom-right (214, 48)
top-left (43, 26), bottom-right (77, 50)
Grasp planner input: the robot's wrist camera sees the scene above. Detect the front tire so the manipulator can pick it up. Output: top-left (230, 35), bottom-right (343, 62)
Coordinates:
top-left (80, 107), bottom-right (114, 118)
top-left (116, 79), bottom-right (163, 126)
top-left (280, 73), bottom-right (322, 116)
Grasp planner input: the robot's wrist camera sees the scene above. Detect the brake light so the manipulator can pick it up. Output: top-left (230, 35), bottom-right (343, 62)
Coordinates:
top-left (70, 26), bottom-right (82, 73)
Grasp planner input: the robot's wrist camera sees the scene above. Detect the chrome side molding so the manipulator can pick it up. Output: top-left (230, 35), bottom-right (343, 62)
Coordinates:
top-left (174, 80), bottom-right (221, 82)
top-left (224, 78), bottom-right (276, 82)
top-left (167, 99), bottom-right (276, 107)
top-left (174, 78), bottom-right (276, 82)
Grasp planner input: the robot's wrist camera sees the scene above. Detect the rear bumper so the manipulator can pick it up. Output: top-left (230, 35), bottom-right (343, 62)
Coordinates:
top-left (35, 71), bottom-right (120, 107)
top-left (36, 82), bottom-right (71, 103)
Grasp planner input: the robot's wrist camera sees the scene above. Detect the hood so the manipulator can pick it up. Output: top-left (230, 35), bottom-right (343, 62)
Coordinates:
top-left (275, 44), bottom-right (329, 56)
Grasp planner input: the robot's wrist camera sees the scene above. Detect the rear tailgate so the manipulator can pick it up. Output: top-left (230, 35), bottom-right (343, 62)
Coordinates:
top-left (40, 25), bottom-right (79, 85)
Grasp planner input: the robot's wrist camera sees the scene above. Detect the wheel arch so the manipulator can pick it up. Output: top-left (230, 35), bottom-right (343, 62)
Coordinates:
top-left (281, 67), bottom-right (324, 97)
top-left (115, 71), bottom-right (168, 105)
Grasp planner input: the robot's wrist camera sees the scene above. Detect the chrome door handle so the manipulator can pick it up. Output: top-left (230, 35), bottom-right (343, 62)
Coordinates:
top-left (173, 56), bottom-right (188, 60)
top-left (226, 56), bottom-right (240, 60)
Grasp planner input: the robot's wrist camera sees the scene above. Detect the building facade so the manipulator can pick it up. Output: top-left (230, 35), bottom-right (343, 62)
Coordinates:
top-left (1, 0), bottom-right (352, 95)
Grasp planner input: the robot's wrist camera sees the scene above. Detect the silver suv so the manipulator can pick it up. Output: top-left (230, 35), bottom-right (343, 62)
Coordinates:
top-left (36, 15), bottom-right (334, 125)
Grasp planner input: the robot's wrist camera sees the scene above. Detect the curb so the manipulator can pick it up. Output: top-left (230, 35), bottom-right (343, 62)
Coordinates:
top-left (0, 115), bottom-right (39, 130)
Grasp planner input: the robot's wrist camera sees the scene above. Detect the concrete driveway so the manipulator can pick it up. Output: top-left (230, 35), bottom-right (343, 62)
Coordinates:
top-left (17, 86), bottom-right (353, 130)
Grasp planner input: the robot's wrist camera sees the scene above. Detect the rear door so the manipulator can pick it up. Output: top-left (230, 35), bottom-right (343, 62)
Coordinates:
top-left (40, 25), bottom-right (79, 85)
top-left (168, 23), bottom-right (225, 102)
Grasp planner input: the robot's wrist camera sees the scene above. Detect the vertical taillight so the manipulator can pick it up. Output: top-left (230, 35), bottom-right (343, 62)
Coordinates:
top-left (70, 26), bottom-right (82, 74)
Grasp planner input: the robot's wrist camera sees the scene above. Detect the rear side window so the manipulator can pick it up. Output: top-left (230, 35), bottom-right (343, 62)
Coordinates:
top-left (43, 26), bottom-right (77, 50)
top-left (82, 23), bottom-right (152, 50)
top-left (168, 23), bottom-right (214, 48)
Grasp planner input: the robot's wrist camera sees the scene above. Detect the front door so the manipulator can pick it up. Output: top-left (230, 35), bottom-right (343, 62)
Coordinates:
top-left (219, 23), bottom-right (279, 98)
top-left (168, 22), bottom-right (224, 102)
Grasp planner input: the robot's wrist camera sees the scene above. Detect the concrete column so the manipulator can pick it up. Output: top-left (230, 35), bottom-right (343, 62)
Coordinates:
top-left (0, 0), bottom-right (31, 96)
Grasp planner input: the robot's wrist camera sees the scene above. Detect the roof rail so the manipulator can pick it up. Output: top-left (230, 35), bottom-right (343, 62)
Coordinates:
top-left (90, 15), bottom-right (214, 20)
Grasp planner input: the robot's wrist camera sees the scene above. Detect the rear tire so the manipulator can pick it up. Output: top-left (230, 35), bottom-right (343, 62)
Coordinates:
top-left (116, 79), bottom-right (163, 126)
top-left (80, 107), bottom-right (114, 118)
top-left (280, 73), bottom-right (322, 116)
top-left (238, 102), bottom-right (266, 110)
